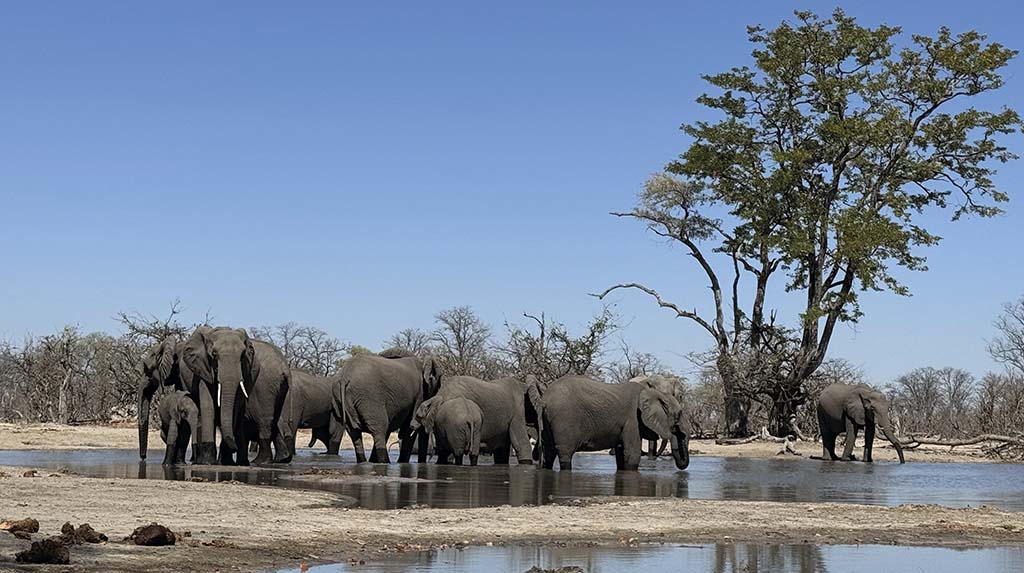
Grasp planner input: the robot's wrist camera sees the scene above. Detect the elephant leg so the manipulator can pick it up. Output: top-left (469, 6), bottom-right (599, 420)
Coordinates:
top-left (454, 454), bottom-right (464, 466)
top-left (614, 444), bottom-right (626, 470)
top-left (863, 423), bottom-right (876, 462)
top-left (250, 416), bottom-right (276, 465)
top-left (541, 429), bottom-right (556, 470)
top-left (557, 449), bottom-right (573, 471)
top-left (397, 429), bottom-right (416, 464)
top-left (648, 438), bottom-right (658, 460)
top-left (840, 418), bottom-right (858, 461)
top-left (435, 445), bottom-right (451, 465)
top-left (493, 446), bottom-right (511, 465)
top-left (197, 382), bottom-right (217, 465)
top-left (369, 431), bottom-right (390, 463)
top-left (622, 442), bottom-right (642, 471)
top-left (469, 454), bottom-right (479, 466)
top-left (509, 420), bottom-right (534, 465)
top-left (348, 428), bottom-right (367, 463)
top-left (163, 424), bottom-right (178, 466)
top-left (822, 430), bottom-right (840, 460)
top-left (416, 430), bottom-right (429, 464)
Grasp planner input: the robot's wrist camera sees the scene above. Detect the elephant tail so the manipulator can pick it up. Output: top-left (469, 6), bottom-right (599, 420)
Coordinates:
top-left (332, 378), bottom-right (348, 430)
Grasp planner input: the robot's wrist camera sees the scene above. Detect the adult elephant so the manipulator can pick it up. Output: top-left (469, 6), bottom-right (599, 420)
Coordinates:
top-left (816, 383), bottom-right (905, 464)
top-left (183, 326), bottom-right (291, 465)
top-left (137, 338), bottom-right (196, 460)
top-left (277, 369), bottom-right (343, 459)
top-left (331, 348), bottom-right (442, 464)
top-left (421, 375), bottom-right (537, 464)
top-left (630, 374), bottom-right (685, 459)
top-left (540, 375), bottom-right (689, 471)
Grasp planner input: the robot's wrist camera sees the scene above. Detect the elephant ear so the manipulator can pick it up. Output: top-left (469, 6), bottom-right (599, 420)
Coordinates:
top-left (183, 327), bottom-right (215, 384)
top-left (241, 330), bottom-right (261, 388)
top-left (639, 388), bottom-right (673, 442)
top-left (421, 357), bottom-right (442, 396)
top-left (844, 392), bottom-right (868, 426)
top-left (417, 397), bottom-right (440, 434)
top-left (156, 338), bottom-right (176, 387)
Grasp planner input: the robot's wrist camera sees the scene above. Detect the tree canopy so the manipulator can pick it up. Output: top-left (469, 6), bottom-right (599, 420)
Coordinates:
top-left (598, 9), bottom-right (1021, 437)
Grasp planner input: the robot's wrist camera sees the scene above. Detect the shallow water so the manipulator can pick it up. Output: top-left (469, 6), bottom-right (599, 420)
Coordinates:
top-left (2, 447), bottom-right (1023, 511)
top-left (275, 544), bottom-right (1024, 573)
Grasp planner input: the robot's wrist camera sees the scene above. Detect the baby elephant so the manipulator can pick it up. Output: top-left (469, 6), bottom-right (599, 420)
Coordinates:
top-left (412, 396), bottom-right (482, 466)
top-left (158, 390), bottom-right (199, 465)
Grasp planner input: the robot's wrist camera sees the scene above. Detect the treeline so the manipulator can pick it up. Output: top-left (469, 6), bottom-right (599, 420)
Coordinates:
top-left (2, 298), bottom-right (1023, 443)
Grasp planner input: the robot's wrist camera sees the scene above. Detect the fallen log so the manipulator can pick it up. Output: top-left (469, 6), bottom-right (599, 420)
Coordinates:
top-left (715, 426), bottom-right (791, 445)
top-left (903, 433), bottom-right (1024, 448)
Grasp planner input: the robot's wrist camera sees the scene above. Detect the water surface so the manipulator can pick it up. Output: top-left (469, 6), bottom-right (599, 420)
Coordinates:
top-left (276, 544), bottom-right (1024, 573)
top-left (2, 448), bottom-right (1021, 511)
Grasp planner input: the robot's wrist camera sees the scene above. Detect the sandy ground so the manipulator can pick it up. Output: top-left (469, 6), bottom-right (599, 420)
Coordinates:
top-left (0, 423), bottom-right (1000, 463)
top-left (2, 467), bottom-right (1023, 572)
top-left (1, 424), bottom-right (1020, 572)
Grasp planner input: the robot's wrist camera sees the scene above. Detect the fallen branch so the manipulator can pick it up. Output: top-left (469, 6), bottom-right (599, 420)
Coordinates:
top-left (715, 426), bottom-right (790, 445)
top-left (903, 433), bottom-right (1024, 447)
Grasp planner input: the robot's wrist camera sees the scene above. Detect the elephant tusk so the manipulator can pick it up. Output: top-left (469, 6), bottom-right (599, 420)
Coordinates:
top-left (240, 382), bottom-right (249, 399)
top-left (217, 383), bottom-right (221, 407)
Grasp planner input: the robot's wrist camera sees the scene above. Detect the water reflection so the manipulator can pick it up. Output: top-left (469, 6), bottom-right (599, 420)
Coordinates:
top-left (0, 448), bottom-right (1021, 511)
top-left (277, 544), bottom-right (1024, 573)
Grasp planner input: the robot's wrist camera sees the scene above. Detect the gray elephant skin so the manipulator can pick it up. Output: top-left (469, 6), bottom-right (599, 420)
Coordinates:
top-left (816, 383), bottom-right (905, 464)
top-left (138, 338), bottom-right (197, 461)
top-left (278, 369), bottom-right (343, 458)
top-left (332, 348), bottom-right (442, 463)
top-left (158, 390), bottom-right (199, 465)
top-left (540, 375), bottom-right (690, 471)
top-left (183, 326), bottom-right (291, 465)
top-left (419, 375), bottom-right (537, 465)
top-left (630, 374), bottom-right (685, 459)
top-left (412, 396), bottom-right (482, 465)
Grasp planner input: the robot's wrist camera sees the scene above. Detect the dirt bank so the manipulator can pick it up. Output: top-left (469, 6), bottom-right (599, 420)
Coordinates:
top-left (0, 424), bottom-right (1002, 463)
top-left (1, 468), bottom-right (1023, 572)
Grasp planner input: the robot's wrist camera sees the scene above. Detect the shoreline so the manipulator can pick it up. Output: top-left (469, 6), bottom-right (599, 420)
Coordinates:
top-left (2, 467), bottom-right (1024, 572)
top-left (0, 423), bottom-right (1006, 464)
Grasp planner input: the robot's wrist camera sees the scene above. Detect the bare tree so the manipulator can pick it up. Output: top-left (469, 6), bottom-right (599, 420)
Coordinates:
top-left (606, 341), bottom-right (668, 384)
top-left (384, 328), bottom-right (432, 357)
top-left (499, 308), bottom-right (618, 382)
top-left (431, 306), bottom-right (500, 378)
top-left (989, 296), bottom-right (1024, 376)
top-left (249, 322), bottom-right (348, 377)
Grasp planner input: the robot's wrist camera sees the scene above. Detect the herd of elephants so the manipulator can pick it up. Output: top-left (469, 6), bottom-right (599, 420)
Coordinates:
top-left (140, 326), bottom-right (906, 471)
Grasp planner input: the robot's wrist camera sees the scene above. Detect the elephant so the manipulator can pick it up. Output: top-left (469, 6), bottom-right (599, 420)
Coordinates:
top-left (138, 338), bottom-right (197, 460)
top-left (183, 326), bottom-right (292, 466)
top-left (411, 396), bottom-right (482, 466)
top-left (539, 375), bottom-right (690, 471)
top-left (158, 390), bottom-right (199, 465)
top-left (419, 375), bottom-right (538, 464)
top-left (331, 348), bottom-right (442, 464)
top-left (816, 383), bottom-right (905, 464)
top-left (277, 369), bottom-right (343, 458)
top-left (630, 374), bottom-right (686, 459)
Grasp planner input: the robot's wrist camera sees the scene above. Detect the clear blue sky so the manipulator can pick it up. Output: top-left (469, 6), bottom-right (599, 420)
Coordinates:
top-left (1, 1), bottom-right (1022, 383)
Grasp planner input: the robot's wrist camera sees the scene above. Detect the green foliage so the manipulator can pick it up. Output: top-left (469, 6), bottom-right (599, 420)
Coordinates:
top-left (606, 9), bottom-right (1020, 436)
top-left (670, 9), bottom-right (1019, 319)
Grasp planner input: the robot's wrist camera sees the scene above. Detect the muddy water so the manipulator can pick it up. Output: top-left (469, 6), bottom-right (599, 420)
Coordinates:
top-left (276, 544), bottom-right (1024, 573)
top-left (2, 448), bottom-right (1023, 511)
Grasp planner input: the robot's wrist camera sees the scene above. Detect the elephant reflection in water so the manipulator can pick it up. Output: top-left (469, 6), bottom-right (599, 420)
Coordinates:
top-left (713, 543), bottom-right (826, 573)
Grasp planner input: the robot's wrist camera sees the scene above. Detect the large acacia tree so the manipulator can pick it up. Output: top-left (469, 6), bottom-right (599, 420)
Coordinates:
top-left (597, 10), bottom-right (1021, 437)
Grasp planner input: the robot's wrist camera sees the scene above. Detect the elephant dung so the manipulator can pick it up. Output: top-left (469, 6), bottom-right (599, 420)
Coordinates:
top-left (60, 522), bottom-right (108, 544)
top-left (0, 518), bottom-right (40, 535)
top-left (15, 537), bottom-right (71, 564)
top-left (127, 523), bottom-right (177, 546)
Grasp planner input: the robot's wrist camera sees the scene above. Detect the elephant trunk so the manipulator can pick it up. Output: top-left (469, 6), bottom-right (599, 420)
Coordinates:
top-left (879, 422), bottom-right (905, 464)
top-left (138, 382), bottom-right (155, 460)
top-left (670, 430), bottom-right (689, 470)
top-left (219, 366), bottom-right (244, 453)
